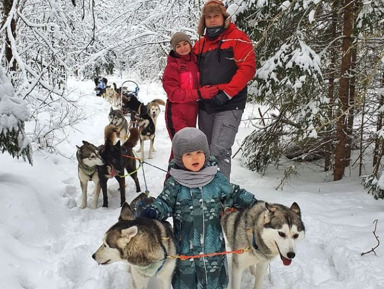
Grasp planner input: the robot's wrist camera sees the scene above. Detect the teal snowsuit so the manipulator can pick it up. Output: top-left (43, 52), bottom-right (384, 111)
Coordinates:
top-left (149, 157), bottom-right (257, 289)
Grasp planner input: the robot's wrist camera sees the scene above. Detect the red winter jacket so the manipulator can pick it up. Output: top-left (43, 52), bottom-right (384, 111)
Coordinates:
top-left (162, 51), bottom-right (200, 139)
top-left (193, 23), bottom-right (256, 113)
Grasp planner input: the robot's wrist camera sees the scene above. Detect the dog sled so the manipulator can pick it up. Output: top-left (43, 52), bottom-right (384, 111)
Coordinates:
top-left (119, 80), bottom-right (140, 115)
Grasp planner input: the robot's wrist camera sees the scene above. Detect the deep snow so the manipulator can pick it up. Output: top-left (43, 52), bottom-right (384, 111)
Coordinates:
top-left (0, 78), bottom-right (384, 289)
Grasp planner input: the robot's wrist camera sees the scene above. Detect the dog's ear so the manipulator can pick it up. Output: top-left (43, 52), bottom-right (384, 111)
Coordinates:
top-left (262, 202), bottom-right (274, 224)
top-left (290, 202), bottom-right (301, 216)
top-left (119, 226), bottom-right (138, 247)
top-left (265, 202), bottom-right (277, 214)
top-left (82, 140), bottom-right (90, 145)
top-left (119, 202), bottom-right (135, 221)
top-left (110, 107), bottom-right (113, 112)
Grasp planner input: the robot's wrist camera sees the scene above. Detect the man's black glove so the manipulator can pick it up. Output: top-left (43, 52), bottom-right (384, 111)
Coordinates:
top-left (140, 207), bottom-right (158, 219)
top-left (212, 91), bottom-right (230, 106)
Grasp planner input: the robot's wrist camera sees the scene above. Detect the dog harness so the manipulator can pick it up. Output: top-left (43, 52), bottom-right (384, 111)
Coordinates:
top-left (155, 238), bottom-right (169, 276)
top-left (251, 229), bottom-right (259, 251)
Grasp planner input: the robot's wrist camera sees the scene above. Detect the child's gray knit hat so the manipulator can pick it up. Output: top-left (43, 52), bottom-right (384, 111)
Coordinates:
top-left (172, 127), bottom-right (210, 169)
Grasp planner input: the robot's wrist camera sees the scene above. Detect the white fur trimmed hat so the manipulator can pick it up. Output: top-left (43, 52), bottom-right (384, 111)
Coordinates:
top-left (172, 127), bottom-right (210, 169)
top-left (197, 0), bottom-right (231, 36)
top-left (170, 32), bottom-right (192, 50)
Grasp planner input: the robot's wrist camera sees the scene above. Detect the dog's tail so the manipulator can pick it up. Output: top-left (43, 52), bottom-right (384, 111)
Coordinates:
top-left (124, 127), bottom-right (140, 148)
top-left (104, 124), bottom-right (117, 145)
top-left (151, 99), bottom-right (165, 106)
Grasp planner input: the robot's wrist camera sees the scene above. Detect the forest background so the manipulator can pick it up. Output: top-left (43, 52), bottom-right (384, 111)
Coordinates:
top-left (1, 0), bottom-right (384, 198)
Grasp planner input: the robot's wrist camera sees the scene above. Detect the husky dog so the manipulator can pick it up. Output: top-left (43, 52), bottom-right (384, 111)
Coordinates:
top-left (147, 101), bottom-right (162, 127)
top-left (137, 114), bottom-right (156, 160)
top-left (129, 192), bottom-right (156, 218)
top-left (97, 127), bottom-right (141, 208)
top-left (121, 94), bottom-right (165, 160)
top-left (121, 92), bottom-right (165, 120)
top-left (222, 202), bottom-right (305, 289)
top-left (92, 202), bottom-right (176, 289)
top-left (107, 108), bottom-right (129, 144)
top-left (113, 82), bottom-right (128, 97)
top-left (103, 87), bottom-right (121, 107)
top-left (76, 141), bottom-right (104, 209)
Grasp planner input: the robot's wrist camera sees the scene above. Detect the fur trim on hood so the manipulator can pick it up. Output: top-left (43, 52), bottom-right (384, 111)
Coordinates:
top-left (197, 0), bottom-right (231, 36)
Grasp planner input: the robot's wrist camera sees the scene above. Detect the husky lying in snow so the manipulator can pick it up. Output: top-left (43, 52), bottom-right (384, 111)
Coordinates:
top-left (92, 200), bottom-right (176, 289)
top-left (222, 201), bottom-right (305, 289)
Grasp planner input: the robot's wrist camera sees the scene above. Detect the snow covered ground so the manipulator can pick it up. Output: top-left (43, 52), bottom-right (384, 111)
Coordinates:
top-left (1, 78), bottom-right (384, 289)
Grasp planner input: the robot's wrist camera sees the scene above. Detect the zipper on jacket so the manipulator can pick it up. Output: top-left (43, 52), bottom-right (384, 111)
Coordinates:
top-left (199, 186), bottom-right (209, 287)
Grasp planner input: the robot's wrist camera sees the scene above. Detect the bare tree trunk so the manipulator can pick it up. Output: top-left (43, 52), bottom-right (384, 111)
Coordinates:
top-left (324, 0), bottom-right (339, 172)
top-left (334, 0), bottom-right (354, 181)
top-left (2, 0), bottom-right (17, 71)
top-left (373, 71), bottom-right (384, 168)
top-left (345, 27), bottom-right (357, 168)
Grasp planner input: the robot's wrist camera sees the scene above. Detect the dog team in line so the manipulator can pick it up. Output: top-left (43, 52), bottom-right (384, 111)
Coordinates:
top-left (79, 1), bottom-right (306, 289)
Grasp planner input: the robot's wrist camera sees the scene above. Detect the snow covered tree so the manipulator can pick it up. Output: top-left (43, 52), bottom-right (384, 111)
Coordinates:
top-left (236, 0), bottom-right (384, 185)
top-left (234, 0), bottom-right (325, 173)
top-left (0, 67), bottom-right (32, 164)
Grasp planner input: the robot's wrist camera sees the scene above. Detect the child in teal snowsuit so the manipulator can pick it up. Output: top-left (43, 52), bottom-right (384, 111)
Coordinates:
top-left (141, 127), bottom-right (258, 289)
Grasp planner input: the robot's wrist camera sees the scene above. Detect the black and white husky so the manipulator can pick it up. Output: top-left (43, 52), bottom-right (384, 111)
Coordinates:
top-left (222, 201), bottom-right (305, 289)
top-left (76, 141), bottom-right (104, 209)
top-left (92, 201), bottom-right (176, 289)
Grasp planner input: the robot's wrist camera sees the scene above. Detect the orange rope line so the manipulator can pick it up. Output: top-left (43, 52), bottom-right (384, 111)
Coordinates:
top-left (169, 248), bottom-right (249, 260)
top-left (122, 154), bottom-right (142, 161)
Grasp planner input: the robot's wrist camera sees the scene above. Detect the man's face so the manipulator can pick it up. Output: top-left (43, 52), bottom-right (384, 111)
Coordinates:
top-left (205, 13), bottom-right (224, 28)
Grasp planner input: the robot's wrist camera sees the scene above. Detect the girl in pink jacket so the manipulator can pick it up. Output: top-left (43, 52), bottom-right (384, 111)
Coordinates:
top-left (162, 32), bottom-right (218, 140)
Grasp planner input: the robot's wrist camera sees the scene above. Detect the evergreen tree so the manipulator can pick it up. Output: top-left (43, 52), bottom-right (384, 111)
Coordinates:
top-left (0, 67), bottom-right (32, 165)
top-left (235, 0), bottom-right (384, 186)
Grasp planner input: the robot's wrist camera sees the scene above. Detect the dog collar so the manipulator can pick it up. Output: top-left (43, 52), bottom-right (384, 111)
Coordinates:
top-left (155, 241), bottom-right (168, 276)
top-left (252, 229), bottom-right (259, 251)
top-left (82, 165), bottom-right (96, 181)
top-left (77, 152), bottom-right (97, 180)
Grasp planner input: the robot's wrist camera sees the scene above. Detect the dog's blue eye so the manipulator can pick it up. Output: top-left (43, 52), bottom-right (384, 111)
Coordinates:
top-left (278, 232), bottom-right (286, 238)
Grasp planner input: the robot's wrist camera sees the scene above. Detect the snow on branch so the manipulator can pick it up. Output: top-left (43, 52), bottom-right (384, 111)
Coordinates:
top-left (0, 67), bottom-right (32, 164)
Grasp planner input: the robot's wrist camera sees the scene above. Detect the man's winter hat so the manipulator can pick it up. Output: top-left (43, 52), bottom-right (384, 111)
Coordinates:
top-left (172, 127), bottom-right (210, 169)
top-left (197, 0), bottom-right (231, 36)
top-left (170, 32), bottom-right (192, 50)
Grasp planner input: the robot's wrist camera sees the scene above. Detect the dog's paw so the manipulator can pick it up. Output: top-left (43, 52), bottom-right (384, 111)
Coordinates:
top-left (79, 203), bottom-right (87, 209)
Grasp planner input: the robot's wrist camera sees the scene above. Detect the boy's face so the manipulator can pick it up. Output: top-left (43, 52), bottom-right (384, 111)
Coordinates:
top-left (175, 41), bottom-right (191, 56)
top-left (182, 150), bottom-right (206, 172)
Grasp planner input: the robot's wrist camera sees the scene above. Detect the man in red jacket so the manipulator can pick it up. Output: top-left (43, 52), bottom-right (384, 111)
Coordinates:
top-left (193, 0), bottom-right (256, 181)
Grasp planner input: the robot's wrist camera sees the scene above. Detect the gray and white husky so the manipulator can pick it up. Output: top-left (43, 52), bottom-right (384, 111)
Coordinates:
top-left (76, 141), bottom-right (104, 209)
top-left (92, 201), bottom-right (176, 289)
top-left (108, 107), bottom-right (129, 144)
top-left (222, 201), bottom-right (305, 289)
